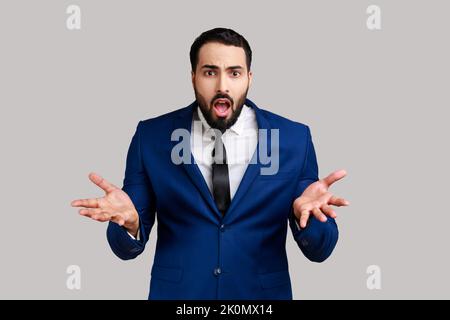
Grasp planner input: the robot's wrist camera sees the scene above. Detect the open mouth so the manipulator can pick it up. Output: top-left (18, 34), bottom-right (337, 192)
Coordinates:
top-left (212, 98), bottom-right (232, 118)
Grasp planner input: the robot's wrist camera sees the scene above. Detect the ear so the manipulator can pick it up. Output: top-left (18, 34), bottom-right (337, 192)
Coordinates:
top-left (191, 70), bottom-right (195, 87)
top-left (248, 70), bottom-right (253, 87)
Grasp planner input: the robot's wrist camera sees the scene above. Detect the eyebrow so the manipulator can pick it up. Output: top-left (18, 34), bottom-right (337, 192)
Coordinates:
top-left (201, 64), bottom-right (244, 71)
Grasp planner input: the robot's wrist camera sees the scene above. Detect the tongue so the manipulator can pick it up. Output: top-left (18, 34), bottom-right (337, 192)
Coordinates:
top-left (215, 103), bottom-right (228, 112)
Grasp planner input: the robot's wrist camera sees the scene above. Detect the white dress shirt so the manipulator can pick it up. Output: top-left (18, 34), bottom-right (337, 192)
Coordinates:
top-left (191, 103), bottom-right (258, 200)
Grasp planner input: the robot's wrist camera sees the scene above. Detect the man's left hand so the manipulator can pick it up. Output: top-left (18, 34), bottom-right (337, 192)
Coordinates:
top-left (293, 169), bottom-right (350, 228)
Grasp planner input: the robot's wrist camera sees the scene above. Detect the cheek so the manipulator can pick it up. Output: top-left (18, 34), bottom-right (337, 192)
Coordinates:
top-left (231, 81), bottom-right (248, 97)
top-left (196, 79), bottom-right (216, 96)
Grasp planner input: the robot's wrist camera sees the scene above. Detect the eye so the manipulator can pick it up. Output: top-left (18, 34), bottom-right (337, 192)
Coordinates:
top-left (205, 70), bottom-right (216, 76)
top-left (231, 71), bottom-right (241, 77)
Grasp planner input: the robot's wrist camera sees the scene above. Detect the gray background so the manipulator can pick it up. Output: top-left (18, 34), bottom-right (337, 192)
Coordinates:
top-left (0, 0), bottom-right (449, 299)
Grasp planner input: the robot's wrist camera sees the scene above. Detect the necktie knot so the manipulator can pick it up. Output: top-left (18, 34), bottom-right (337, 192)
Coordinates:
top-left (212, 136), bottom-right (227, 164)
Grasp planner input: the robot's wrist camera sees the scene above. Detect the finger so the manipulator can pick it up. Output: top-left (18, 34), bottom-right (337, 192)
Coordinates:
top-left (312, 207), bottom-right (327, 222)
top-left (79, 208), bottom-right (114, 222)
top-left (322, 169), bottom-right (347, 187)
top-left (91, 213), bottom-right (113, 222)
top-left (321, 204), bottom-right (337, 218)
top-left (300, 210), bottom-right (310, 229)
top-left (329, 195), bottom-right (350, 207)
top-left (88, 172), bottom-right (118, 193)
top-left (71, 198), bottom-right (100, 208)
top-left (78, 208), bottom-right (104, 217)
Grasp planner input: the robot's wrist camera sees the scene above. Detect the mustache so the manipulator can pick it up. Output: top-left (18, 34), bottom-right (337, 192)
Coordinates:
top-left (211, 94), bottom-right (234, 106)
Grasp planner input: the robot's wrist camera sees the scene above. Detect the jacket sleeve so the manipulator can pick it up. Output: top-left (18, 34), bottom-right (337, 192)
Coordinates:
top-left (106, 121), bottom-right (157, 260)
top-left (288, 125), bottom-right (339, 262)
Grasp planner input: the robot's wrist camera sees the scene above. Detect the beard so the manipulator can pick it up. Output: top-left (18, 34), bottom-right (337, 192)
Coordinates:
top-left (194, 85), bottom-right (249, 132)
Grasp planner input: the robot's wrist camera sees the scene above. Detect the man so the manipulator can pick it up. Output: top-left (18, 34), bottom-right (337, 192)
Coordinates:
top-left (71, 28), bottom-right (349, 299)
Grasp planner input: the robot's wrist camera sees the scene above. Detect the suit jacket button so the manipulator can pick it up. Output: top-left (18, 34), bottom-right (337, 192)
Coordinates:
top-left (214, 267), bottom-right (222, 276)
top-left (220, 224), bottom-right (225, 232)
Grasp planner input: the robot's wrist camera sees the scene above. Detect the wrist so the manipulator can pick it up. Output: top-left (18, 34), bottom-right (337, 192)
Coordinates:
top-left (124, 210), bottom-right (139, 237)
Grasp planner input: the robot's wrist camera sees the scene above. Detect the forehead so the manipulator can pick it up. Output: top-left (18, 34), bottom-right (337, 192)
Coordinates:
top-left (197, 42), bottom-right (247, 68)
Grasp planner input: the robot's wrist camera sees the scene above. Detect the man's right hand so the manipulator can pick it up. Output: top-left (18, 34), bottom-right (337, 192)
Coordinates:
top-left (71, 172), bottom-right (140, 237)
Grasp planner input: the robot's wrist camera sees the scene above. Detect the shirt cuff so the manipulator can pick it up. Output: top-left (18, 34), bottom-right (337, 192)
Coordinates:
top-left (295, 218), bottom-right (302, 231)
top-left (127, 228), bottom-right (140, 241)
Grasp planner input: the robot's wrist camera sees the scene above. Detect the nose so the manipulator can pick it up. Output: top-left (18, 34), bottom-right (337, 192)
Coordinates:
top-left (216, 73), bottom-right (229, 94)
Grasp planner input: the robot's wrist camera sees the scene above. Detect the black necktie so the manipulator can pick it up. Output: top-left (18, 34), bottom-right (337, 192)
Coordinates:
top-left (211, 133), bottom-right (231, 216)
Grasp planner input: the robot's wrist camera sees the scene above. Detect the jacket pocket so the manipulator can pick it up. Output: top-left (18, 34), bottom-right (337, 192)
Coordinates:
top-left (258, 269), bottom-right (290, 289)
top-left (151, 265), bottom-right (183, 283)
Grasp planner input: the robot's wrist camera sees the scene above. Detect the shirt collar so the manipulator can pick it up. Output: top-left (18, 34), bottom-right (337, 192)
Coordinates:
top-left (196, 103), bottom-right (248, 136)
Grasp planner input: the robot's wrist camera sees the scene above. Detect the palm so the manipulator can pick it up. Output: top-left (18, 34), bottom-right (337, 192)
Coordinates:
top-left (71, 172), bottom-right (139, 233)
top-left (296, 180), bottom-right (331, 206)
top-left (293, 169), bottom-right (349, 228)
top-left (100, 188), bottom-right (135, 219)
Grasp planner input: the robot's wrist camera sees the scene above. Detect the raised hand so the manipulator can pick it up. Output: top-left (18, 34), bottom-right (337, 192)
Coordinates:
top-left (71, 172), bottom-right (139, 236)
top-left (293, 169), bottom-right (350, 228)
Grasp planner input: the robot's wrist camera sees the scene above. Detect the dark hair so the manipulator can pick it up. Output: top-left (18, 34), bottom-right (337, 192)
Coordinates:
top-left (190, 28), bottom-right (252, 72)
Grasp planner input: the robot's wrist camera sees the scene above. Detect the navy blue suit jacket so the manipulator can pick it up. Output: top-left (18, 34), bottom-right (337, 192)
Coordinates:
top-left (107, 98), bottom-right (338, 299)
